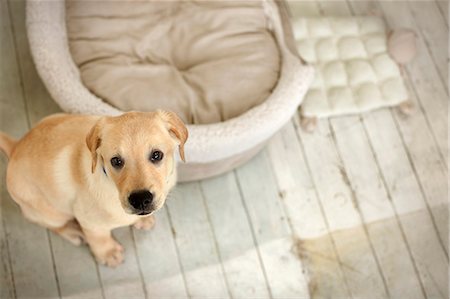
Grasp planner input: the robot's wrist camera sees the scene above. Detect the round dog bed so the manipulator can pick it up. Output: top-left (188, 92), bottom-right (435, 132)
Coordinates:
top-left (26, 0), bottom-right (314, 182)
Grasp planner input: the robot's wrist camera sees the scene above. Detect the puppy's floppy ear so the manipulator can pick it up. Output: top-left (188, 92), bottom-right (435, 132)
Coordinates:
top-left (157, 110), bottom-right (188, 162)
top-left (86, 118), bottom-right (105, 173)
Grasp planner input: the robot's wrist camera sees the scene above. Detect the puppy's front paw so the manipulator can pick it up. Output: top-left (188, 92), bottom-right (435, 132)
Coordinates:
top-left (96, 241), bottom-right (124, 268)
top-left (133, 215), bottom-right (155, 230)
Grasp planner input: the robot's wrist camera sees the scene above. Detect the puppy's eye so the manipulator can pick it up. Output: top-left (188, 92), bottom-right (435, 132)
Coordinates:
top-left (110, 156), bottom-right (124, 169)
top-left (150, 150), bottom-right (164, 163)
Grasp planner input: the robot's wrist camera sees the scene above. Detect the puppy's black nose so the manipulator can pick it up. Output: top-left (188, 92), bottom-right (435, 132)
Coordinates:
top-left (128, 190), bottom-right (153, 212)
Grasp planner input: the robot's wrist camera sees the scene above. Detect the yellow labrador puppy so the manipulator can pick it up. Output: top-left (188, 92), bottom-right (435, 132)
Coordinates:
top-left (0, 111), bottom-right (188, 267)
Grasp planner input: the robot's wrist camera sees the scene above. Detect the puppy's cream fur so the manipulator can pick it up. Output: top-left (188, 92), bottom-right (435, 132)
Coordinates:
top-left (0, 111), bottom-right (188, 267)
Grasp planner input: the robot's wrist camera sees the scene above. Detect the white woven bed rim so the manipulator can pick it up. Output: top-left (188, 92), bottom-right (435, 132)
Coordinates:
top-left (26, 0), bottom-right (315, 164)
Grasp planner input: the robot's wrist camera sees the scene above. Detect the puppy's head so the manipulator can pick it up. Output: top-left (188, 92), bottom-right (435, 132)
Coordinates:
top-left (86, 110), bottom-right (188, 216)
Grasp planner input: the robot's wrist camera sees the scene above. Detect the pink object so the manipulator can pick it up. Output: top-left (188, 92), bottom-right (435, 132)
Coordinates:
top-left (388, 29), bottom-right (418, 65)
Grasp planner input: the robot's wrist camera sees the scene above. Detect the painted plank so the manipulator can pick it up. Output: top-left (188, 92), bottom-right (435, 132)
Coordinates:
top-left (49, 234), bottom-right (103, 299)
top-left (394, 71), bottom-right (448, 250)
top-left (98, 227), bottom-right (146, 299)
top-left (267, 122), bottom-right (328, 238)
top-left (287, 1), bottom-right (324, 17)
top-left (436, 1), bottom-right (449, 27)
top-left (0, 0), bottom-right (60, 297)
top-left (296, 120), bottom-right (388, 299)
top-left (361, 109), bottom-right (448, 298)
top-left (318, 1), bottom-right (350, 16)
top-left (200, 172), bottom-right (271, 298)
top-left (267, 121), bottom-right (350, 298)
top-left (0, 7), bottom-right (27, 293)
top-left (396, 209), bottom-right (448, 299)
top-left (380, 1), bottom-right (448, 167)
top-left (2, 196), bottom-right (61, 299)
top-left (167, 182), bottom-right (230, 299)
top-left (235, 152), bottom-right (312, 298)
top-left (0, 157), bottom-right (15, 299)
top-left (7, 0), bottom-right (61, 125)
top-left (0, 2), bottom-right (26, 114)
top-left (132, 208), bottom-right (189, 298)
top-left (407, 1), bottom-right (448, 94)
top-left (331, 116), bottom-right (426, 299)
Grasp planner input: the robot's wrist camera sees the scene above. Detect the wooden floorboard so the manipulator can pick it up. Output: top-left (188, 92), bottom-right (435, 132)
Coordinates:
top-left (297, 120), bottom-right (388, 299)
top-left (331, 115), bottom-right (426, 299)
top-left (200, 173), bottom-right (271, 298)
top-left (408, 2), bottom-right (448, 92)
top-left (0, 160), bottom-right (15, 299)
top-left (436, 1), bottom-right (449, 26)
top-left (267, 120), bottom-right (351, 298)
top-left (49, 233), bottom-right (104, 299)
top-left (132, 209), bottom-right (189, 298)
top-left (359, 106), bottom-right (448, 298)
top-left (7, 0), bottom-right (61, 125)
top-left (166, 183), bottom-right (231, 299)
top-left (235, 152), bottom-right (310, 298)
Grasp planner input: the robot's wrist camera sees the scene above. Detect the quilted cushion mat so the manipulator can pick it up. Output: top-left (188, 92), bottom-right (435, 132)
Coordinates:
top-left (290, 15), bottom-right (408, 117)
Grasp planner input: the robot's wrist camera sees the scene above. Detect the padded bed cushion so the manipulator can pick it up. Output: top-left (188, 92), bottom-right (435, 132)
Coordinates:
top-left (66, 0), bottom-right (281, 124)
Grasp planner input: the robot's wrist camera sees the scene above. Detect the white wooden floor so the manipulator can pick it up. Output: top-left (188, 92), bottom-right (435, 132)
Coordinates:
top-left (0, 0), bottom-right (448, 298)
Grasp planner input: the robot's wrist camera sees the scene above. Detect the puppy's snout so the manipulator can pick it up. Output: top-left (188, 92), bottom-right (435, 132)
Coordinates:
top-left (128, 190), bottom-right (153, 214)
